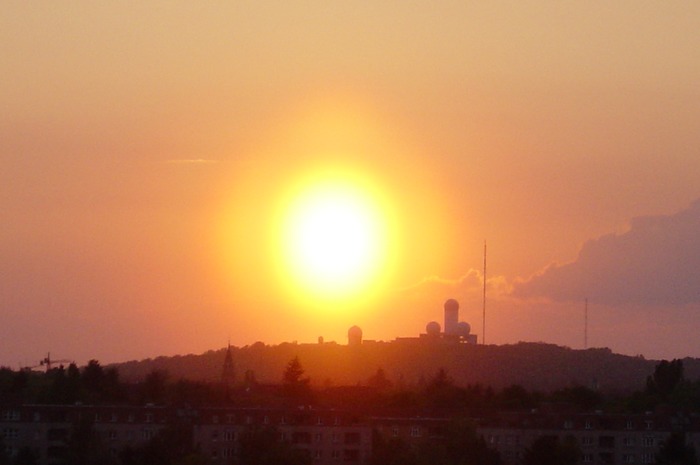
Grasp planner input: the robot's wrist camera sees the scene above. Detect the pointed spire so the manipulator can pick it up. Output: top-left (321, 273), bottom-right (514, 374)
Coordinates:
top-left (221, 342), bottom-right (235, 386)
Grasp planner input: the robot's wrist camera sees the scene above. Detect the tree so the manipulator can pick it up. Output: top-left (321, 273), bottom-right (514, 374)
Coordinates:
top-left (236, 427), bottom-right (311, 465)
top-left (282, 357), bottom-right (311, 402)
top-left (82, 360), bottom-right (105, 397)
top-left (656, 432), bottom-right (698, 465)
top-left (647, 359), bottom-right (684, 400)
top-left (283, 357), bottom-right (307, 385)
top-left (13, 446), bottom-right (39, 465)
top-left (367, 368), bottom-right (392, 391)
top-left (142, 370), bottom-right (169, 404)
top-left (523, 435), bottom-right (579, 465)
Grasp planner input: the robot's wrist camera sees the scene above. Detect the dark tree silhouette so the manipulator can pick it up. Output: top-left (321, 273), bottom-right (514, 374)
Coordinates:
top-left (647, 359), bottom-right (684, 400)
top-left (367, 368), bottom-right (392, 391)
top-left (236, 427), bottom-right (311, 465)
top-left (523, 435), bottom-right (579, 465)
top-left (282, 357), bottom-right (311, 402)
top-left (656, 432), bottom-right (699, 465)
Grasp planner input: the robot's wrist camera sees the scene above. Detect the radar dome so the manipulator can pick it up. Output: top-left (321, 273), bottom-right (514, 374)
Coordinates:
top-left (426, 321), bottom-right (441, 336)
top-left (456, 321), bottom-right (471, 336)
top-left (348, 326), bottom-right (363, 346)
top-left (444, 299), bottom-right (459, 312)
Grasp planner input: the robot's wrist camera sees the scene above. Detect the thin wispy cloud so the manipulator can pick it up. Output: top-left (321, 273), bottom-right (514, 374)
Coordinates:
top-left (400, 269), bottom-right (511, 296)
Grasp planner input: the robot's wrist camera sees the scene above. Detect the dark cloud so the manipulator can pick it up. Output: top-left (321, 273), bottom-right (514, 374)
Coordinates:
top-left (512, 199), bottom-right (700, 306)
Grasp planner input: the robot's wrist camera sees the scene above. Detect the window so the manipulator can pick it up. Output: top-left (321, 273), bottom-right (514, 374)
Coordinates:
top-left (343, 449), bottom-right (360, 461)
top-left (585, 420), bottom-right (593, 430)
top-left (145, 413), bottom-right (153, 423)
top-left (2, 429), bottom-right (19, 440)
top-left (411, 426), bottom-right (422, 438)
top-left (582, 453), bottom-right (594, 463)
top-left (2, 411), bottom-right (20, 421)
top-left (226, 414), bottom-right (235, 424)
top-left (222, 448), bottom-right (235, 458)
top-left (332, 433), bottom-right (339, 443)
top-left (263, 416), bottom-right (269, 424)
top-left (331, 450), bottom-right (341, 460)
top-left (211, 431), bottom-right (219, 442)
top-left (224, 430), bottom-right (235, 442)
top-left (314, 433), bottom-right (323, 443)
top-left (392, 427), bottom-right (399, 437)
top-left (623, 454), bottom-right (636, 463)
top-left (581, 436), bottom-right (594, 446)
top-left (623, 437), bottom-right (635, 447)
top-left (488, 434), bottom-right (499, 445)
top-left (142, 429), bottom-right (154, 440)
top-left (564, 420), bottom-right (574, 429)
top-left (128, 413), bottom-right (135, 423)
top-left (212, 415), bottom-right (219, 424)
top-left (292, 432), bottom-right (311, 445)
top-left (642, 437), bottom-right (655, 447)
top-left (645, 421), bottom-right (653, 430)
top-left (94, 413), bottom-right (101, 422)
top-left (108, 430), bottom-right (117, 440)
top-left (641, 453), bottom-right (654, 463)
top-left (345, 432), bottom-right (360, 445)
top-left (110, 413), bottom-right (118, 423)
top-left (334, 417), bottom-right (340, 426)
top-left (626, 420), bottom-right (634, 430)
top-left (599, 436), bottom-right (615, 448)
top-left (314, 450), bottom-right (322, 459)
top-left (317, 416), bottom-right (323, 425)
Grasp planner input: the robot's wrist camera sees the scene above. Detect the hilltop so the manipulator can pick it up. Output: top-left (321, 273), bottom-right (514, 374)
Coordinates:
top-left (111, 341), bottom-right (700, 392)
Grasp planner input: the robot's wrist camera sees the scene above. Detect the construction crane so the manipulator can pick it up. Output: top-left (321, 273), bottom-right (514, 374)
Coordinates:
top-left (39, 352), bottom-right (73, 372)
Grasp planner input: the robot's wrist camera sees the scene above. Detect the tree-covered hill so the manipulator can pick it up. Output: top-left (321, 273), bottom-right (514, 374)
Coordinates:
top-left (110, 341), bottom-right (700, 392)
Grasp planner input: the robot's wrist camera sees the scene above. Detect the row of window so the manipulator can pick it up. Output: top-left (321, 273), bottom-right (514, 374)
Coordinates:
top-left (563, 420), bottom-right (655, 430)
top-left (580, 452), bottom-right (655, 463)
top-left (208, 414), bottom-right (345, 426)
top-left (487, 433), bottom-right (658, 448)
top-left (207, 430), bottom-right (362, 445)
top-left (1, 410), bottom-right (162, 424)
top-left (208, 447), bottom-right (361, 462)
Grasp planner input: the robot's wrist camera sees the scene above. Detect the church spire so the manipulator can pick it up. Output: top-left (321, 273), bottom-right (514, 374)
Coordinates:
top-left (221, 341), bottom-right (235, 387)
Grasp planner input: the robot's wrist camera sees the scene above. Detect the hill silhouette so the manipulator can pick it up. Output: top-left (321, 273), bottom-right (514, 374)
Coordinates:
top-left (111, 341), bottom-right (700, 392)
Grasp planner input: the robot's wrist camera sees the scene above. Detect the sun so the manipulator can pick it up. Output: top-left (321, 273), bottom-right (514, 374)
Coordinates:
top-left (278, 173), bottom-right (391, 303)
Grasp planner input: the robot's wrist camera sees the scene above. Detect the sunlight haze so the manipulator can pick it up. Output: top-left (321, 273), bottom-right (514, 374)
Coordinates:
top-left (2, 1), bottom-right (700, 366)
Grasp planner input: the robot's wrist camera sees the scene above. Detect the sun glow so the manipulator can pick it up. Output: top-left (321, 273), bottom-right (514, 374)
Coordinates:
top-left (278, 171), bottom-right (392, 305)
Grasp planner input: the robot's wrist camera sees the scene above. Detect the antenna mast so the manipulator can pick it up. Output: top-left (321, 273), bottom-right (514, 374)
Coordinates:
top-left (482, 240), bottom-right (487, 345)
top-left (584, 298), bottom-right (588, 349)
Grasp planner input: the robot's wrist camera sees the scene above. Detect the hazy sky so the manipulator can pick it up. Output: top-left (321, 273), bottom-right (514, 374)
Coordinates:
top-left (3, 1), bottom-right (700, 367)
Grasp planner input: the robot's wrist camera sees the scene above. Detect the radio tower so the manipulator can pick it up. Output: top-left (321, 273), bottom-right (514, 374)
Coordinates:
top-left (584, 298), bottom-right (588, 349)
top-left (482, 240), bottom-right (487, 345)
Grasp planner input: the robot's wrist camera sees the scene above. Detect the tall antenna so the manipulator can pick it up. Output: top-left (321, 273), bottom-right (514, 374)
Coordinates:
top-left (584, 298), bottom-right (588, 349)
top-left (482, 240), bottom-right (487, 345)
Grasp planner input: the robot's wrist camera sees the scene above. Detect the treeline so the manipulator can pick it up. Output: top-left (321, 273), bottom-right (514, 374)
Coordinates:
top-left (3, 357), bottom-right (700, 415)
top-left (113, 342), bottom-right (700, 392)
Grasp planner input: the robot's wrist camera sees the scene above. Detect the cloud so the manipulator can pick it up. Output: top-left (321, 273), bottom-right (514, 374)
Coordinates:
top-left (512, 199), bottom-right (700, 306)
top-left (400, 269), bottom-right (511, 297)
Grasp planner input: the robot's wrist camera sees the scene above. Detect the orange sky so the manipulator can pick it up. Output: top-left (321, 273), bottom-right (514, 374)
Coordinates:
top-left (2, 2), bottom-right (700, 367)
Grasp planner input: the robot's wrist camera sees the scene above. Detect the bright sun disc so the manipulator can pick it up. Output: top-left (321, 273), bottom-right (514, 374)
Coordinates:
top-left (279, 175), bottom-right (389, 302)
